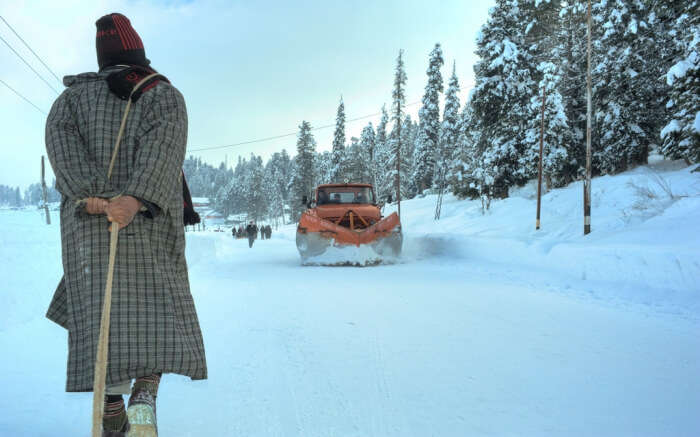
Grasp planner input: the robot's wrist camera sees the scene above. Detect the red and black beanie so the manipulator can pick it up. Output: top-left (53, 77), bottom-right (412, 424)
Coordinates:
top-left (95, 13), bottom-right (150, 70)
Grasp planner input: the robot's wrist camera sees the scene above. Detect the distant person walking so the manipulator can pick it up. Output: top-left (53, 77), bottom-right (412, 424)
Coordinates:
top-left (44, 13), bottom-right (206, 437)
top-left (246, 221), bottom-right (258, 248)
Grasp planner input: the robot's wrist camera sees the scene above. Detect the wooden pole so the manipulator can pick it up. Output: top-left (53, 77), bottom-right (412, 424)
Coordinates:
top-left (536, 86), bottom-right (546, 230)
top-left (584, 0), bottom-right (592, 235)
top-left (91, 225), bottom-right (119, 437)
top-left (41, 156), bottom-right (50, 225)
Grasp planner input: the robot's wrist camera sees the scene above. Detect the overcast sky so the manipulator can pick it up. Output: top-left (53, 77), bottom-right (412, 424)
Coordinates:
top-left (1, 0), bottom-right (494, 190)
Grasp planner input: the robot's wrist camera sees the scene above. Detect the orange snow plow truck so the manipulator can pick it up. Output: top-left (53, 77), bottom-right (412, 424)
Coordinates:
top-left (296, 183), bottom-right (402, 265)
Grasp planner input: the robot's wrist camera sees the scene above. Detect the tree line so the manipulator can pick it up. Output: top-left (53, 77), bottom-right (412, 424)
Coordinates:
top-left (0, 182), bottom-right (60, 207)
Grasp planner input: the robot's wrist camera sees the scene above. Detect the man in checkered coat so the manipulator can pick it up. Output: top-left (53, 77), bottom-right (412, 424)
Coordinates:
top-left (45, 13), bottom-right (207, 436)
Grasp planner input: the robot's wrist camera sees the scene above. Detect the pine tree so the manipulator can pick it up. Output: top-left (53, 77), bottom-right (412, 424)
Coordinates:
top-left (359, 123), bottom-right (377, 186)
top-left (277, 149), bottom-right (293, 205)
top-left (591, 0), bottom-right (656, 174)
top-left (331, 97), bottom-right (347, 182)
top-left (449, 101), bottom-right (481, 198)
top-left (373, 106), bottom-right (391, 199)
top-left (642, 2), bottom-right (685, 158)
top-left (521, 61), bottom-right (572, 188)
top-left (470, 0), bottom-right (528, 197)
top-left (401, 114), bottom-right (418, 197)
top-left (437, 62), bottom-right (461, 190)
top-left (215, 156), bottom-right (245, 216)
top-left (264, 151), bottom-right (291, 225)
top-left (245, 155), bottom-right (267, 221)
top-left (388, 49), bottom-right (408, 202)
top-left (346, 137), bottom-right (368, 182)
top-left (376, 104), bottom-right (388, 149)
top-left (314, 151), bottom-right (332, 186)
top-left (412, 43), bottom-right (444, 193)
top-left (290, 121), bottom-right (317, 220)
top-left (558, 1), bottom-right (588, 180)
top-left (660, 1), bottom-right (700, 164)
top-left (14, 187), bottom-right (22, 207)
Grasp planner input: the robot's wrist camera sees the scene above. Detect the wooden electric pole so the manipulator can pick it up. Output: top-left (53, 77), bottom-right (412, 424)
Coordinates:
top-left (536, 85), bottom-right (546, 230)
top-left (41, 156), bottom-right (51, 225)
top-left (584, 0), bottom-right (592, 235)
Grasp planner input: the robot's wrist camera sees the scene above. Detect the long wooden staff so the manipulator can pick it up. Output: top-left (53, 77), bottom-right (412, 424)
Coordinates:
top-left (91, 73), bottom-right (161, 437)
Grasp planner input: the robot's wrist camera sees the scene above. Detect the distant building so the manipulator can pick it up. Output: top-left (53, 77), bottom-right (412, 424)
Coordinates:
top-left (203, 210), bottom-right (226, 226)
top-left (191, 197), bottom-right (210, 208)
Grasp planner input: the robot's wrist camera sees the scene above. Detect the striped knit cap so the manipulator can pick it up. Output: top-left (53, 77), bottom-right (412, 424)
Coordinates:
top-left (96, 13), bottom-right (150, 70)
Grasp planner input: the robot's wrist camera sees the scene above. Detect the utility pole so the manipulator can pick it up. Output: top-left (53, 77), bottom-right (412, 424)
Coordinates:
top-left (536, 85), bottom-right (546, 230)
top-left (584, 0), bottom-right (592, 235)
top-left (41, 156), bottom-right (50, 225)
top-left (434, 168), bottom-right (445, 221)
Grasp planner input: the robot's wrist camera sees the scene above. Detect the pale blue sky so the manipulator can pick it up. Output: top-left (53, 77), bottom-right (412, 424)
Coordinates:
top-left (1, 0), bottom-right (494, 189)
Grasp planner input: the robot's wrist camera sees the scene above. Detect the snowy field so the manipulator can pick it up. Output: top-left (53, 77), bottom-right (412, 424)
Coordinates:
top-left (1, 160), bottom-right (699, 436)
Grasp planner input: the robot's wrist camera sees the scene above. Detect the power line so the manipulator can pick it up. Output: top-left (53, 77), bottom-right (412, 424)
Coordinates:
top-left (0, 15), bottom-right (61, 83)
top-left (188, 100), bottom-right (421, 153)
top-left (0, 33), bottom-right (60, 95)
top-left (0, 78), bottom-right (48, 115)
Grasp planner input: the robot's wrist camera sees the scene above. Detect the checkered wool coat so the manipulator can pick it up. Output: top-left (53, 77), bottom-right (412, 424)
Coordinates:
top-left (45, 68), bottom-right (207, 392)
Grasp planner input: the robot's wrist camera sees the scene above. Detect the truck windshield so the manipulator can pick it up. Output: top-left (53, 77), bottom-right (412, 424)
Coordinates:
top-left (317, 187), bottom-right (374, 205)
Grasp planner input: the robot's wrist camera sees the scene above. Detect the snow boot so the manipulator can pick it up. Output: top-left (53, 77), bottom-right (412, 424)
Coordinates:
top-left (103, 395), bottom-right (129, 437)
top-left (126, 403), bottom-right (156, 437)
top-left (126, 374), bottom-right (160, 437)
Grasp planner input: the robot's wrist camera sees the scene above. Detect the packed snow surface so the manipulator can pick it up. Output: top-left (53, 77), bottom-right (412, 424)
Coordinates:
top-left (1, 161), bottom-right (699, 436)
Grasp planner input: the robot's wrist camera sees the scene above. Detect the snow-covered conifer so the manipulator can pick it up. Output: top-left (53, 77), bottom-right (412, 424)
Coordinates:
top-left (244, 154), bottom-right (267, 221)
top-left (469, 0), bottom-right (530, 197)
top-left (387, 50), bottom-right (408, 200)
top-left (290, 121), bottom-right (317, 220)
top-left (591, 0), bottom-right (656, 174)
top-left (521, 62), bottom-right (572, 188)
top-left (437, 62), bottom-right (461, 189)
top-left (412, 43), bottom-right (444, 193)
top-left (660, 2), bottom-right (699, 164)
top-left (360, 123), bottom-right (377, 186)
top-left (331, 97), bottom-right (347, 182)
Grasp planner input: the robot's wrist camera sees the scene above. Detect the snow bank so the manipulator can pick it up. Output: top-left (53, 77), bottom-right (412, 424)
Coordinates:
top-left (386, 160), bottom-right (700, 313)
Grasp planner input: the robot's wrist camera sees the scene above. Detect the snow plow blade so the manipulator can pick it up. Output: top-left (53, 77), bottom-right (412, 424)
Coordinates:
top-left (296, 212), bottom-right (402, 265)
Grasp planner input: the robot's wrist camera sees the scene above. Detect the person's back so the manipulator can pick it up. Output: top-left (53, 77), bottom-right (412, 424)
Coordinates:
top-left (246, 223), bottom-right (256, 247)
top-left (44, 13), bottom-right (207, 437)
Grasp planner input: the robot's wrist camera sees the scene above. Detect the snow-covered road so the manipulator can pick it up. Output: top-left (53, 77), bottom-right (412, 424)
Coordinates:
top-left (182, 232), bottom-right (700, 437)
top-left (1, 210), bottom-right (699, 436)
